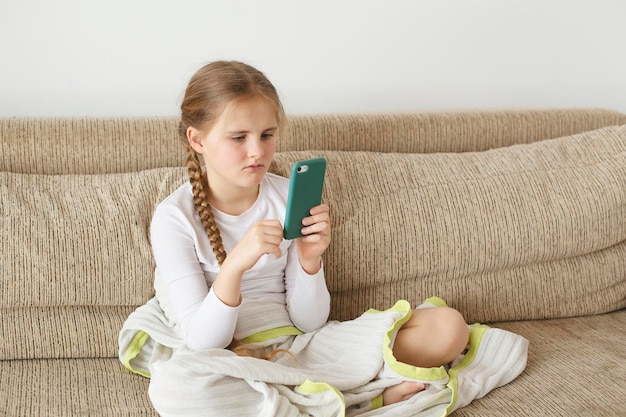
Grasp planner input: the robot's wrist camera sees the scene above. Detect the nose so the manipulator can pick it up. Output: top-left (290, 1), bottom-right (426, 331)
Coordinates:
top-left (247, 136), bottom-right (265, 158)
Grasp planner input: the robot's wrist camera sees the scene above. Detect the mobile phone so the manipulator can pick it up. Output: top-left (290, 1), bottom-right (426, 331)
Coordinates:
top-left (283, 158), bottom-right (326, 239)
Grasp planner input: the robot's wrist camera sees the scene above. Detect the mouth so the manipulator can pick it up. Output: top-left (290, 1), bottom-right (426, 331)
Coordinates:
top-left (245, 163), bottom-right (265, 171)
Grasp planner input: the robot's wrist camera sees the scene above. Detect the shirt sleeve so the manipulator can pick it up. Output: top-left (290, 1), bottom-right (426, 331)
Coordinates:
top-left (151, 202), bottom-right (239, 350)
top-left (284, 242), bottom-right (331, 332)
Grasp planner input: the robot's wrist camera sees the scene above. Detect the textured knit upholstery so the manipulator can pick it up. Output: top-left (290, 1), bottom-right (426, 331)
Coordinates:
top-left (1, 109), bottom-right (625, 416)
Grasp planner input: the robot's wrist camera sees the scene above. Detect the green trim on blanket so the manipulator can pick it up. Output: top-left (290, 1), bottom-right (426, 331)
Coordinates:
top-left (423, 296), bottom-right (448, 307)
top-left (298, 379), bottom-right (345, 417)
top-left (369, 300), bottom-right (450, 382)
top-left (239, 325), bottom-right (303, 344)
top-left (371, 393), bottom-right (383, 410)
top-left (122, 330), bottom-right (151, 378)
top-left (444, 323), bottom-right (489, 415)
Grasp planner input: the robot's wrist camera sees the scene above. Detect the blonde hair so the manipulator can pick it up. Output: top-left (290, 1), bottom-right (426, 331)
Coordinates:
top-left (179, 61), bottom-right (285, 265)
top-left (228, 339), bottom-right (295, 363)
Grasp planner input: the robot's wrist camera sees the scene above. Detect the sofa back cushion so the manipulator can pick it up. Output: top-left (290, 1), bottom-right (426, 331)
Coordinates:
top-left (271, 125), bottom-right (626, 324)
top-left (3, 109), bottom-right (626, 174)
top-left (0, 168), bottom-right (187, 359)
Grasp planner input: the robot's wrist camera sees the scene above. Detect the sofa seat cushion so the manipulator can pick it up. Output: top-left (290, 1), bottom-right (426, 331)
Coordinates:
top-left (0, 358), bottom-right (155, 417)
top-left (271, 125), bottom-right (626, 323)
top-left (454, 309), bottom-right (626, 417)
top-left (1, 310), bottom-right (623, 416)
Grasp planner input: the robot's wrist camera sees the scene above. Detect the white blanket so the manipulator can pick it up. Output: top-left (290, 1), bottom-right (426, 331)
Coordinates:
top-left (119, 297), bottom-right (528, 416)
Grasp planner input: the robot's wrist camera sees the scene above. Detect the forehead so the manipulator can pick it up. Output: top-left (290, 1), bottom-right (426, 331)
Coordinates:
top-left (218, 95), bottom-right (279, 129)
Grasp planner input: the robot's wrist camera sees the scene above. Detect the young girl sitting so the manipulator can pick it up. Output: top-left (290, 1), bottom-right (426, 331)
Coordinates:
top-left (121, 60), bottom-right (471, 416)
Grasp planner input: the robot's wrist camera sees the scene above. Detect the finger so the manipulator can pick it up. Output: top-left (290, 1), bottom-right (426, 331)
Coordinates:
top-left (257, 219), bottom-right (284, 230)
top-left (263, 225), bottom-right (285, 240)
top-left (253, 220), bottom-right (284, 240)
top-left (301, 220), bottom-right (330, 236)
top-left (309, 203), bottom-right (329, 214)
top-left (264, 242), bottom-right (283, 258)
top-left (299, 234), bottom-right (323, 245)
top-left (307, 204), bottom-right (329, 217)
top-left (302, 211), bottom-right (330, 227)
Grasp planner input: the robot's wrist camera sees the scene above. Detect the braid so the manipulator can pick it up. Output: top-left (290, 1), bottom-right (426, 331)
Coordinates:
top-left (184, 141), bottom-right (227, 265)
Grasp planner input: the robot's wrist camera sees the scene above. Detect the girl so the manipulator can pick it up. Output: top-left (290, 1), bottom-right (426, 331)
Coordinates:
top-left (131, 60), bottom-right (470, 415)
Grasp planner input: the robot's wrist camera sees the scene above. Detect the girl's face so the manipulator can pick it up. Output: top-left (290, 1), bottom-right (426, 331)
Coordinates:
top-left (187, 95), bottom-right (278, 201)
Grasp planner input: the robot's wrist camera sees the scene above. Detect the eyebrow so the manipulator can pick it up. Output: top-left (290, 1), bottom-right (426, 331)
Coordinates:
top-left (226, 127), bottom-right (278, 134)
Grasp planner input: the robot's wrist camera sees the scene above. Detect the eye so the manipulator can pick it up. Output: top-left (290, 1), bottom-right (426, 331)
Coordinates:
top-left (261, 132), bottom-right (275, 140)
top-left (231, 135), bottom-right (246, 142)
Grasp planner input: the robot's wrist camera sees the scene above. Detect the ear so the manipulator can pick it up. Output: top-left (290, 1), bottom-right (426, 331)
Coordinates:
top-left (186, 126), bottom-right (205, 154)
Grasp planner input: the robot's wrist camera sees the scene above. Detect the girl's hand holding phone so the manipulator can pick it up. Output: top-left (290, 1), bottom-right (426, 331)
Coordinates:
top-left (296, 203), bottom-right (331, 275)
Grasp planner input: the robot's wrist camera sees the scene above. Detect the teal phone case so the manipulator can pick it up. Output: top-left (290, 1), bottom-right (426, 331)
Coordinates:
top-left (283, 158), bottom-right (326, 239)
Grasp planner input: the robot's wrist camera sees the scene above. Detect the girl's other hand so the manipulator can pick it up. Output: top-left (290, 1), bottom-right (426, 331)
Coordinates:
top-left (227, 219), bottom-right (284, 273)
top-left (296, 203), bottom-right (331, 274)
top-left (214, 219), bottom-right (283, 307)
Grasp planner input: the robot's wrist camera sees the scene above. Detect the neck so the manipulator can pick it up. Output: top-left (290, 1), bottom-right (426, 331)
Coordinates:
top-left (208, 184), bottom-right (260, 215)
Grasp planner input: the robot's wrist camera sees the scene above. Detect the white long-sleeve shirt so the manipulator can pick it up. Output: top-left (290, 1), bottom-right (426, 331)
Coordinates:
top-left (150, 173), bottom-right (331, 351)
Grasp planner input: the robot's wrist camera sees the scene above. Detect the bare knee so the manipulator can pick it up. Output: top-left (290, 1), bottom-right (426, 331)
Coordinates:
top-left (433, 307), bottom-right (469, 363)
top-left (394, 306), bottom-right (469, 368)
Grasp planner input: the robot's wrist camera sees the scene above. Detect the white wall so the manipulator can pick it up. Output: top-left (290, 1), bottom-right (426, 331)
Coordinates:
top-left (1, 0), bottom-right (625, 117)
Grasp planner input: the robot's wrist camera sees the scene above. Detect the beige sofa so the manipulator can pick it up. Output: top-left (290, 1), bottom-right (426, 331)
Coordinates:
top-left (1, 109), bottom-right (625, 416)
